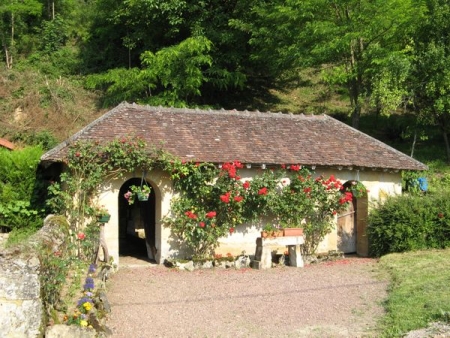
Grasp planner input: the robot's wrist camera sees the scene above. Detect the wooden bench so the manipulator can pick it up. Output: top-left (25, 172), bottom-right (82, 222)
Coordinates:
top-left (253, 236), bottom-right (304, 269)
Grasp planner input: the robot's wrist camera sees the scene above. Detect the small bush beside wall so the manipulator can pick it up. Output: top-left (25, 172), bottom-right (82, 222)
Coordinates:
top-left (0, 146), bottom-right (47, 231)
top-left (368, 193), bottom-right (450, 257)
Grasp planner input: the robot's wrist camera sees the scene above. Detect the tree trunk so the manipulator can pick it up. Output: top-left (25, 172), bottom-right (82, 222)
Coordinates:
top-left (352, 104), bottom-right (360, 129)
top-left (411, 129), bottom-right (417, 158)
top-left (443, 131), bottom-right (450, 163)
top-left (1, 33), bottom-right (11, 69)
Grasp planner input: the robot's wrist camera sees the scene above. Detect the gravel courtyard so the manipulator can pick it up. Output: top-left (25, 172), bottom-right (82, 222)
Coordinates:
top-left (105, 256), bottom-right (387, 338)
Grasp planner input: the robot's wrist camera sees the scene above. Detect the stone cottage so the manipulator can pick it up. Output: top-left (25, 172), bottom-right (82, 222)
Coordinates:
top-left (40, 103), bottom-right (427, 266)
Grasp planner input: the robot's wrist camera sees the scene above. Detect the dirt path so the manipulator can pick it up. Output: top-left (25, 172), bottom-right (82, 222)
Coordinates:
top-left (105, 256), bottom-right (387, 338)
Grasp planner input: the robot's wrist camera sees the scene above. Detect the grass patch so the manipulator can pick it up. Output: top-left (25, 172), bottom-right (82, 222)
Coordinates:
top-left (5, 226), bottom-right (40, 247)
top-left (378, 248), bottom-right (450, 337)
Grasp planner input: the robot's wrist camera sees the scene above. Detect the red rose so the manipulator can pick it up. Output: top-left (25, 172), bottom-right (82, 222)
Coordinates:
top-left (229, 227), bottom-right (234, 234)
top-left (243, 181), bottom-right (250, 189)
top-left (258, 187), bottom-right (268, 195)
top-left (234, 196), bottom-right (244, 202)
top-left (185, 211), bottom-right (197, 219)
top-left (199, 222), bottom-right (205, 228)
top-left (77, 232), bottom-right (85, 240)
top-left (220, 192), bottom-right (231, 203)
top-left (206, 211), bottom-right (217, 218)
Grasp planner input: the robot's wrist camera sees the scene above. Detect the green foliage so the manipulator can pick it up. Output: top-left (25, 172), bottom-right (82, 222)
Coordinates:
top-left (47, 137), bottom-right (159, 237)
top-left (10, 130), bottom-right (58, 150)
top-left (124, 184), bottom-right (152, 205)
top-left (370, 51), bottom-right (412, 115)
top-left (86, 36), bottom-right (213, 107)
top-left (39, 16), bottom-right (69, 53)
top-left (5, 226), bottom-right (39, 247)
top-left (407, 0), bottom-right (450, 160)
top-left (368, 193), bottom-right (450, 257)
top-left (84, 67), bottom-right (147, 106)
top-left (426, 160), bottom-right (450, 193)
top-left (140, 36), bottom-right (213, 106)
top-left (0, 0), bottom-right (43, 68)
top-left (0, 146), bottom-right (46, 230)
top-left (378, 249), bottom-right (450, 336)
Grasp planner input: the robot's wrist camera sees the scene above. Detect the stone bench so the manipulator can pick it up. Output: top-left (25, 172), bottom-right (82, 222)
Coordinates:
top-left (253, 236), bottom-right (304, 269)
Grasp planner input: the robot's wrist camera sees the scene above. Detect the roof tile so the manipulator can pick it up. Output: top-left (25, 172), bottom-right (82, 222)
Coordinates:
top-left (41, 103), bottom-right (428, 171)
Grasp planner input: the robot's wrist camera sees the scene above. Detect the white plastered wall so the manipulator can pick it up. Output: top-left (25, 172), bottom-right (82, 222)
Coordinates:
top-left (96, 167), bottom-right (403, 266)
top-left (96, 168), bottom-right (173, 266)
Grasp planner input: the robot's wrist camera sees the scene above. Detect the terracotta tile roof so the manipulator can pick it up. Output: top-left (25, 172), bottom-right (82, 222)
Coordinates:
top-left (41, 102), bottom-right (427, 171)
top-left (0, 138), bottom-right (15, 150)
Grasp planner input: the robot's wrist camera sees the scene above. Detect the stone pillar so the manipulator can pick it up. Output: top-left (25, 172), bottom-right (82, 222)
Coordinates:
top-left (288, 245), bottom-right (304, 268)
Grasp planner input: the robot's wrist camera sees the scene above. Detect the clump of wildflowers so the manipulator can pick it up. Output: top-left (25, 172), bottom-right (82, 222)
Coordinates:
top-left (83, 277), bottom-right (95, 291)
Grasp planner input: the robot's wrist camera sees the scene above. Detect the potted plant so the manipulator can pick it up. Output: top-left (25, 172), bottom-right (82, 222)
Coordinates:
top-left (261, 224), bottom-right (283, 238)
top-left (124, 184), bottom-right (152, 205)
top-left (283, 226), bottom-right (304, 237)
top-left (96, 205), bottom-right (111, 223)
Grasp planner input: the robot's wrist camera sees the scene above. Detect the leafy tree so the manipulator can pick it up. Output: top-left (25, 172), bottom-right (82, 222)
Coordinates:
top-left (0, 0), bottom-right (42, 68)
top-left (39, 15), bottom-right (68, 53)
top-left (233, 0), bottom-right (422, 128)
top-left (409, 0), bottom-right (450, 161)
top-left (81, 0), bottom-right (253, 106)
top-left (85, 36), bottom-right (213, 107)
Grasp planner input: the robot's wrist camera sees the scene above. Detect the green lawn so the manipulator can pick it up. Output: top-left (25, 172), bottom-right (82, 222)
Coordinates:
top-left (378, 248), bottom-right (450, 337)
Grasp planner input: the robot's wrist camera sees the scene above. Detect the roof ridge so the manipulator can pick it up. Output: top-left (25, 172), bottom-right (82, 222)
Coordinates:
top-left (127, 102), bottom-right (324, 120)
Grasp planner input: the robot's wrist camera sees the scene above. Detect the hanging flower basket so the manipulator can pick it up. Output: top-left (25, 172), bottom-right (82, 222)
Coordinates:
top-left (124, 184), bottom-right (152, 205)
top-left (97, 214), bottom-right (111, 223)
top-left (137, 191), bottom-right (149, 201)
top-left (95, 205), bottom-right (110, 223)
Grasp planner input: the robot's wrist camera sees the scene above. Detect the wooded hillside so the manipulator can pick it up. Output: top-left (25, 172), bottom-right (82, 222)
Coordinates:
top-left (0, 0), bottom-right (449, 161)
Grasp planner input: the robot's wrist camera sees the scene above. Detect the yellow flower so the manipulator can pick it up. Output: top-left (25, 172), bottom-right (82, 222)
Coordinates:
top-left (83, 302), bottom-right (92, 312)
top-left (80, 320), bottom-right (88, 327)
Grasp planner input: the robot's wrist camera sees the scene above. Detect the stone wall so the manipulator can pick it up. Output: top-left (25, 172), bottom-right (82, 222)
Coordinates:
top-left (0, 216), bottom-right (68, 338)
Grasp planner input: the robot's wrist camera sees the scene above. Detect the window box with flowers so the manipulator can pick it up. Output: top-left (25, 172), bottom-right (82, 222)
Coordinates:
top-left (124, 184), bottom-right (152, 205)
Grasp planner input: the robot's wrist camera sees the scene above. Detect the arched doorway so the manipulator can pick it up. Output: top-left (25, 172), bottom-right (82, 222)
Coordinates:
top-left (337, 180), bottom-right (369, 256)
top-left (337, 201), bottom-right (356, 253)
top-left (118, 178), bottom-right (157, 261)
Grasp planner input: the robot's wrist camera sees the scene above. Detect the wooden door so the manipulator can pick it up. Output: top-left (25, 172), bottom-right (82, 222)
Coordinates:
top-left (337, 203), bottom-right (356, 253)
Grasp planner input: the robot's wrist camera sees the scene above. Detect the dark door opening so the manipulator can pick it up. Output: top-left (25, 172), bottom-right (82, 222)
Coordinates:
top-left (118, 178), bottom-right (156, 261)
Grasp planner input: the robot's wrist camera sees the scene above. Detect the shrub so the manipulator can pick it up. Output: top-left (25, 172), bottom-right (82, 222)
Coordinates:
top-left (368, 193), bottom-right (450, 257)
top-left (0, 146), bottom-right (46, 230)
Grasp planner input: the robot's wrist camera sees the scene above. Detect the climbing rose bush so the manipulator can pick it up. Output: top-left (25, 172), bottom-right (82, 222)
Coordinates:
top-left (163, 160), bottom-right (353, 259)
